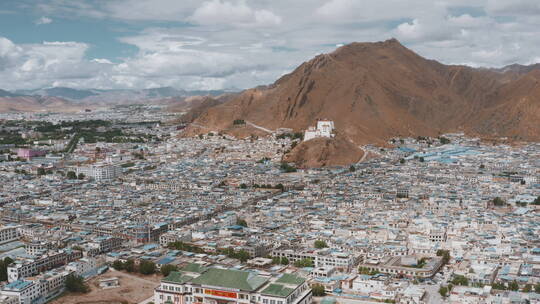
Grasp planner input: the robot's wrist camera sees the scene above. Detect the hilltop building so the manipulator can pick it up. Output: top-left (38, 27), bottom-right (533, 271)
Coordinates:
top-left (304, 120), bottom-right (335, 141)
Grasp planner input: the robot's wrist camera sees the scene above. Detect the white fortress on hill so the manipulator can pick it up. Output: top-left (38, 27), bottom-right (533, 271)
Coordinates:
top-left (304, 120), bottom-right (335, 141)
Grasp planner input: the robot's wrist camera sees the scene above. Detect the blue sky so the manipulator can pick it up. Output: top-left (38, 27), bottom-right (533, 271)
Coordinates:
top-left (0, 0), bottom-right (539, 90)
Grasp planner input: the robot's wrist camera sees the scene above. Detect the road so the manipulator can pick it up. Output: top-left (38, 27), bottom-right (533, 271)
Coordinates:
top-left (245, 120), bottom-right (274, 134)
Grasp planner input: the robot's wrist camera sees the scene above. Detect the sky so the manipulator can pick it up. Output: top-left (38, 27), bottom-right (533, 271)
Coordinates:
top-left (0, 0), bottom-right (540, 91)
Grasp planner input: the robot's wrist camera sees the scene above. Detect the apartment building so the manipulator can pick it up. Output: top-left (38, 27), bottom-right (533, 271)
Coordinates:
top-left (0, 226), bottom-right (20, 245)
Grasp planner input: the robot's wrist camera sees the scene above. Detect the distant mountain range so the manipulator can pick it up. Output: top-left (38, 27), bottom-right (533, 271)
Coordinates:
top-left (0, 86), bottom-right (235, 113)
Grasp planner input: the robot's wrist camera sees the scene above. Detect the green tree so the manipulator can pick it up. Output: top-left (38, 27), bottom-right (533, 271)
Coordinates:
top-left (491, 282), bottom-right (506, 290)
top-left (124, 259), bottom-right (135, 273)
top-left (240, 183), bottom-right (247, 189)
top-left (0, 257), bottom-right (14, 281)
top-left (280, 257), bottom-right (289, 265)
top-left (508, 281), bottom-right (519, 291)
top-left (535, 283), bottom-right (540, 293)
top-left (439, 286), bottom-right (448, 297)
top-left (492, 197), bottom-right (506, 206)
top-left (479, 164), bottom-right (485, 169)
top-left (399, 158), bottom-right (406, 164)
top-left (349, 165), bottom-right (356, 172)
top-left (112, 260), bottom-right (124, 271)
top-left (161, 264), bottom-right (178, 277)
top-left (311, 284), bottom-right (325, 297)
top-left (37, 167), bottom-right (46, 176)
top-left (451, 275), bottom-right (469, 286)
top-left (522, 284), bottom-right (532, 293)
top-left (533, 196), bottom-right (540, 205)
top-left (236, 219), bottom-right (248, 227)
top-left (294, 258), bottom-right (314, 268)
top-left (139, 260), bottom-right (156, 275)
top-left (439, 137), bottom-right (451, 145)
top-left (280, 162), bottom-right (297, 173)
top-left (236, 250), bottom-right (251, 262)
top-left (66, 171), bottom-right (77, 179)
top-left (77, 173), bottom-right (85, 180)
top-left (65, 274), bottom-right (89, 293)
top-left (436, 250), bottom-right (451, 265)
top-left (314, 240), bottom-right (328, 249)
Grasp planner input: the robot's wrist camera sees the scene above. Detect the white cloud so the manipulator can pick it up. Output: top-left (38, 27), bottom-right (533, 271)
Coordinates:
top-left (190, 0), bottom-right (281, 27)
top-left (35, 16), bottom-right (53, 25)
top-left (3, 0), bottom-right (540, 90)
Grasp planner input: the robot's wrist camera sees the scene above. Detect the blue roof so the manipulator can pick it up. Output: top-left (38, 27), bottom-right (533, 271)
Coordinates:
top-left (157, 256), bottom-right (175, 265)
top-left (5, 280), bottom-right (32, 290)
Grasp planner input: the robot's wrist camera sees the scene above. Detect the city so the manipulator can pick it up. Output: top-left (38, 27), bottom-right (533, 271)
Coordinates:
top-left (0, 108), bottom-right (539, 304)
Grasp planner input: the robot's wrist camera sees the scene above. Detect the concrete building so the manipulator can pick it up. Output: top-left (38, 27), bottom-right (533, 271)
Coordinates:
top-left (304, 120), bottom-right (335, 142)
top-left (75, 164), bottom-right (122, 181)
top-left (154, 265), bottom-right (312, 304)
top-left (0, 226), bottom-right (20, 245)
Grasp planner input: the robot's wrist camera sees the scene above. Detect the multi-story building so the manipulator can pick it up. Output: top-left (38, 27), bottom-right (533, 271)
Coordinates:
top-left (0, 226), bottom-right (20, 245)
top-left (271, 249), bottom-right (357, 271)
top-left (154, 265), bottom-right (312, 304)
top-left (75, 164), bottom-right (122, 181)
top-left (7, 250), bottom-right (82, 283)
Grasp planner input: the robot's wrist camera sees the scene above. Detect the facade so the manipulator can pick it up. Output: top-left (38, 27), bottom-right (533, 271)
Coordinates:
top-left (16, 149), bottom-right (46, 160)
top-left (75, 164), bottom-right (122, 181)
top-left (0, 226), bottom-right (20, 245)
top-left (271, 249), bottom-right (357, 271)
top-left (154, 265), bottom-right (312, 304)
top-left (358, 256), bottom-right (443, 279)
top-left (303, 120), bottom-right (335, 142)
top-left (7, 250), bottom-right (82, 283)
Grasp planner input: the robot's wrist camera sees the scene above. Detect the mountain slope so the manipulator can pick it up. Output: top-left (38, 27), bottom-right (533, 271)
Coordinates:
top-left (186, 39), bottom-right (540, 144)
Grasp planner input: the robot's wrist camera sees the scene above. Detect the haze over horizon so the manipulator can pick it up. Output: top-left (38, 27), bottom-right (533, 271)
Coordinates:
top-left (1, 0), bottom-right (540, 91)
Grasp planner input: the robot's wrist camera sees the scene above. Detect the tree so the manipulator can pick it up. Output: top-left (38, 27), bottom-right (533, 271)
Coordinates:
top-left (419, 157), bottom-right (425, 162)
top-left (124, 259), bottom-right (135, 273)
top-left (314, 240), bottom-right (328, 249)
top-left (37, 167), bottom-right (46, 176)
top-left (533, 196), bottom-right (540, 206)
top-left (280, 162), bottom-right (297, 173)
top-left (535, 283), bottom-right (540, 293)
top-left (311, 284), bottom-right (325, 297)
top-left (294, 258), bottom-right (314, 268)
top-left (240, 183), bottom-right (247, 189)
top-left (66, 171), bottom-right (77, 179)
top-left (112, 260), bottom-right (124, 271)
top-left (161, 265), bottom-right (178, 277)
top-left (492, 197), bottom-right (506, 207)
top-left (479, 164), bottom-right (485, 169)
top-left (491, 282), bottom-right (506, 290)
top-left (451, 275), bottom-right (469, 286)
top-left (508, 281), bottom-right (519, 291)
top-left (280, 257), bottom-right (289, 265)
top-left (65, 274), bottom-right (89, 293)
top-left (399, 158), bottom-right (406, 164)
top-left (439, 137), bottom-right (451, 145)
top-left (436, 250), bottom-right (451, 265)
top-left (139, 260), bottom-right (156, 275)
top-left (349, 165), bottom-right (356, 172)
top-left (0, 257), bottom-right (14, 281)
top-left (236, 250), bottom-right (250, 262)
top-left (522, 284), bottom-right (532, 293)
top-left (77, 173), bottom-right (85, 180)
top-left (439, 286), bottom-right (448, 297)
top-left (236, 219), bottom-right (248, 227)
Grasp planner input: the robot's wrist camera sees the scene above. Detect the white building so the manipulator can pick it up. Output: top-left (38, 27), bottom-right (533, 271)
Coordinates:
top-left (76, 164), bottom-right (122, 181)
top-left (0, 226), bottom-right (20, 245)
top-left (304, 120), bottom-right (335, 141)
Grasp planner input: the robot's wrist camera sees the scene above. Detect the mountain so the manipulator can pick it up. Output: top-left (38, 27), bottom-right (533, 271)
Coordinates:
top-left (0, 87), bottom-right (237, 113)
top-left (185, 39), bottom-right (540, 147)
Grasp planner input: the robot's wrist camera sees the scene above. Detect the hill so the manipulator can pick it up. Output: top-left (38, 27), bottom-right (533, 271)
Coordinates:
top-left (185, 39), bottom-right (540, 146)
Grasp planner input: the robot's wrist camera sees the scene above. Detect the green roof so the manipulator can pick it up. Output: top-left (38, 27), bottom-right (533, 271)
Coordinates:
top-left (275, 273), bottom-right (305, 286)
top-left (163, 271), bottom-right (193, 284)
top-left (261, 284), bottom-right (295, 297)
top-left (191, 268), bottom-right (268, 291)
top-left (181, 263), bottom-right (207, 274)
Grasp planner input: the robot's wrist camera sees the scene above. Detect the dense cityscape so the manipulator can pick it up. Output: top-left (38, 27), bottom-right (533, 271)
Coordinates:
top-left (0, 107), bottom-right (538, 304)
